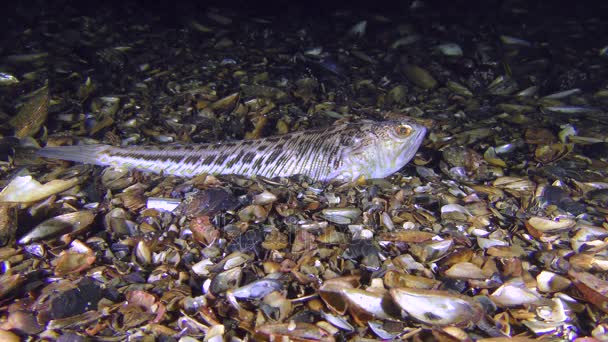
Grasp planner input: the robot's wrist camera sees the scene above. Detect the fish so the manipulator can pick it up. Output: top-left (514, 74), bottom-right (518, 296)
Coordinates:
top-left (36, 120), bottom-right (426, 182)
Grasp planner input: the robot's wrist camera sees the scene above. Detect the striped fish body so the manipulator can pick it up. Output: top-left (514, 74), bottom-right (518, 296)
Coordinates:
top-left (37, 120), bottom-right (426, 182)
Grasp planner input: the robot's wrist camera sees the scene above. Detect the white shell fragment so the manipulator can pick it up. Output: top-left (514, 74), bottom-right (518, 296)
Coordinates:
top-left (146, 197), bottom-right (181, 212)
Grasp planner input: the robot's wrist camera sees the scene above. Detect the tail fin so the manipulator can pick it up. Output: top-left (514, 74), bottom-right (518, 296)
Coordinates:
top-left (37, 144), bottom-right (112, 166)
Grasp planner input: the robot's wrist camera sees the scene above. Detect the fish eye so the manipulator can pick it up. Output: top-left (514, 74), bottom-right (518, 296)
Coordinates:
top-left (395, 124), bottom-right (412, 137)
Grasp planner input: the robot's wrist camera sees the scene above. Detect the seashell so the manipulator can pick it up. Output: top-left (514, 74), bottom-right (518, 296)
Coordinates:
top-left (340, 288), bottom-right (402, 324)
top-left (410, 239), bottom-right (453, 262)
top-left (441, 204), bottom-right (471, 221)
top-left (490, 278), bottom-right (543, 307)
top-left (104, 208), bottom-right (136, 237)
top-left (19, 211), bottom-right (95, 244)
top-left (534, 143), bottom-right (573, 163)
top-left (0, 329), bottom-right (20, 342)
top-left (255, 322), bottom-right (334, 341)
top-left (444, 262), bottom-right (486, 280)
top-left (54, 252), bottom-right (96, 276)
top-left (262, 291), bottom-right (292, 321)
top-left (446, 80), bottom-right (473, 97)
top-left (319, 276), bottom-right (360, 315)
top-left (436, 43), bottom-right (463, 56)
top-left (320, 312), bottom-right (354, 332)
top-left (536, 271), bottom-right (571, 293)
top-left (569, 253), bottom-right (608, 272)
top-left (209, 267), bottom-right (242, 295)
top-left (9, 85), bottom-right (49, 138)
top-left (135, 240), bottom-right (152, 265)
top-left (384, 271), bottom-right (440, 289)
top-left (146, 197), bottom-right (181, 212)
top-left (0, 273), bottom-right (26, 299)
top-left (526, 216), bottom-right (576, 233)
top-left (402, 64), bottom-right (437, 89)
top-left (0, 72), bottom-right (19, 86)
top-left (100, 167), bottom-right (133, 190)
top-left (377, 230), bottom-right (435, 243)
top-left (238, 205), bottom-right (269, 223)
top-left (569, 269), bottom-right (608, 313)
top-left (500, 35), bottom-right (531, 46)
top-left (322, 207), bottom-right (361, 224)
top-left (0, 175), bottom-right (80, 203)
top-left (252, 190), bottom-right (278, 205)
top-left (493, 177), bottom-right (535, 192)
top-left (231, 279), bottom-right (282, 300)
top-left (390, 287), bottom-right (483, 327)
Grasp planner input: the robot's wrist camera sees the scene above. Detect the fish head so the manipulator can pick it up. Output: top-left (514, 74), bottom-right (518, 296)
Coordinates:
top-left (334, 120), bottom-right (427, 181)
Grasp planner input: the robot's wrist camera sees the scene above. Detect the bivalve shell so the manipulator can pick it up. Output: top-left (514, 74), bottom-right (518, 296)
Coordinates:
top-left (526, 216), bottom-right (576, 233)
top-left (390, 287), bottom-right (483, 327)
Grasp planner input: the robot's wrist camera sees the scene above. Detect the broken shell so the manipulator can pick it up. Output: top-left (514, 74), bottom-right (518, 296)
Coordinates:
top-left (390, 287), bottom-right (483, 327)
top-left (0, 175), bottom-right (80, 203)
top-left (19, 211), bottom-right (95, 244)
